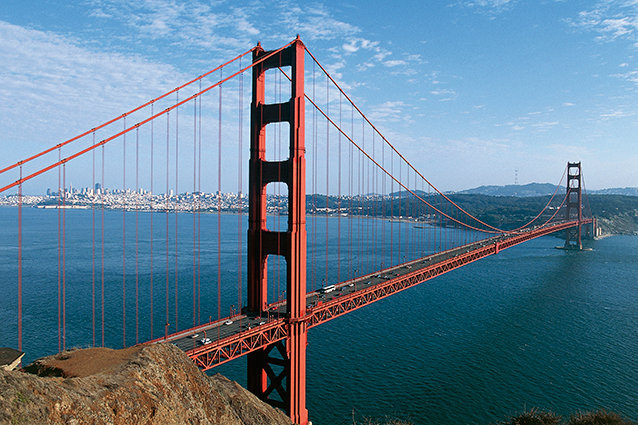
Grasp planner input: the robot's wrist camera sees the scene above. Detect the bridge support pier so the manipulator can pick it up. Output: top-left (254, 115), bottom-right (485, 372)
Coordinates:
top-left (564, 162), bottom-right (583, 250)
top-left (247, 39), bottom-right (308, 425)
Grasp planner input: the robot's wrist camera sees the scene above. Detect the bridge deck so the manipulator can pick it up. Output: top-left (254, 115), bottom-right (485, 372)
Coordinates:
top-left (149, 219), bottom-right (590, 371)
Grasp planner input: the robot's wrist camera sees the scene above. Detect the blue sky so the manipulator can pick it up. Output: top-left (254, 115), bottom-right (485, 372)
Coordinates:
top-left (1, 0), bottom-right (637, 191)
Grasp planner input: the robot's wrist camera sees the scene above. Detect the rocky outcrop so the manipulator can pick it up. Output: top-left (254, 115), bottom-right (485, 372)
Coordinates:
top-left (0, 344), bottom-right (292, 425)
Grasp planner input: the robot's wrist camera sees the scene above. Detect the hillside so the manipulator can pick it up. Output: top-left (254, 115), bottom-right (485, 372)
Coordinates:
top-left (458, 184), bottom-right (638, 197)
top-left (308, 193), bottom-right (638, 236)
top-left (0, 344), bottom-right (292, 425)
top-left (457, 183), bottom-right (558, 197)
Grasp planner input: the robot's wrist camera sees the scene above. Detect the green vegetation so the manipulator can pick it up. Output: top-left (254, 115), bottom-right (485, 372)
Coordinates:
top-left (308, 193), bottom-right (638, 235)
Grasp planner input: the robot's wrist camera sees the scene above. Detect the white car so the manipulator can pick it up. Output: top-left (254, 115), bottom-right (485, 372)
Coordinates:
top-left (224, 320), bottom-right (233, 326)
top-left (190, 333), bottom-right (199, 339)
top-left (199, 337), bottom-right (211, 345)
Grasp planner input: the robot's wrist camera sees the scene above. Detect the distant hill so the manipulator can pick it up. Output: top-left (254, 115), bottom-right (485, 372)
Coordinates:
top-left (590, 187), bottom-right (638, 196)
top-left (457, 183), bottom-right (638, 197)
top-left (457, 183), bottom-right (558, 197)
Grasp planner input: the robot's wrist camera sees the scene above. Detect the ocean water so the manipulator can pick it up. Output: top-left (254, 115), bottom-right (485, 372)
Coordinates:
top-left (1, 207), bottom-right (637, 424)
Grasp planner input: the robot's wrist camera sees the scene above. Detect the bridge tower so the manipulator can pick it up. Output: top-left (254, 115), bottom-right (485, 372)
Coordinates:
top-left (564, 161), bottom-right (582, 249)
top-left (247, 39), bottom-right (308, 425)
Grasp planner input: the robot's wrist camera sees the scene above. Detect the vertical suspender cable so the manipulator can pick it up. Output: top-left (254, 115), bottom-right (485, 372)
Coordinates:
top-left (18, 167), bottom-right (22, 352)
top-left (237, 57), bottom-right (243, 316)
top-left (122, 116), bottom-right (127, 347)
top-left (372, 131), bottom-right (377, 270)
top-left (427, 184), bottom-right (430, 255)
top-left (150, 102), bottom-right (155, 340)
top-left (390, 150), bottom-right (393, 266)
top-left (359, 113), bottom-right (364, 274)
top-left (135, 127), bottom-right (139, 344)
top-left (91, 132), bottom-right (96, 347)
top-left (311, 59), bottom-right (317, 292)
top-left (101, 145), bottom-right (105, 346)
top-left (62, 164), bottom-right (66, 350)
top-left (367, 127), bottom-right (372, 270)
top-left (398, 160), bottom-right (401, 264)
top-left (357, 120), bottom-right (361, 274)
top-left (165, 111), bottom-right (170, 340)
top-left (197, 82), bottom-right (202, 324)
top-left (193, 96), bottom-right (197, 328)
top-left (325, 74), bottom-right (329, 287)
top-left (420, 178), bottom-right (424, 256)
top-left (381, 137), bottom-right (385, 269)
top-left (175, 90), bottom-right (179, 332)
top-left (217, 69), bottom-right (222, 327)
top-left (348, 100), bottom-right (356, 279)
top-left (57, 148), bottom-right (61, 352)
top-left (337, 93), bottom-right (341, 283)
top-left (416, 177), bottom-right (419, 256)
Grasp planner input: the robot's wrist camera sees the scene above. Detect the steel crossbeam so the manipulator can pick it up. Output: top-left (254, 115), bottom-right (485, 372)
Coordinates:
top-left (182, 219), bottom-right (591, 370)
top-left (186, 319), bottom-right (288, 371)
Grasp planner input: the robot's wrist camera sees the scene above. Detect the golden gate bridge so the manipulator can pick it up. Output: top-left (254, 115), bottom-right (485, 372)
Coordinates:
top-left (0, 38), bottom-right (593, 425)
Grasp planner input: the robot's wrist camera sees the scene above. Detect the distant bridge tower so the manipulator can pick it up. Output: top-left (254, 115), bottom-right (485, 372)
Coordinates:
top-left (247, 39), bottom-right (308, 425)
top-left (564, 162), bottom-right (582, 249)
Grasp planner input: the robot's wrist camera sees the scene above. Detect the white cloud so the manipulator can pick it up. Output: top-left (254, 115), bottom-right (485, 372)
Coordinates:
top-left (600, 109), bottom-right (635, 119)
top-left (612, 68), bottom-right (638, 83)
top-left (531, 121), bottom-right (560, 130)
top-left (568, 1), bottom-right (638, 43)
top-left (341, 38), bottom-right (380, 54)
top-left (429, 88), bottom-right (457, 101)
top-left (0, 20), bottom-right (182, 158)
top-left (457, 0), bottom-right (517, 15)
top-left (383, 60), bottom-right (407, 67)
top-left (368, 101), bottom-right (411, 123)
top-left (343, 41), bottom-right (359, 53)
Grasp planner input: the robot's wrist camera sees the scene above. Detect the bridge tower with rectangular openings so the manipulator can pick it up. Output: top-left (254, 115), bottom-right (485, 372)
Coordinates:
top-left (247, 38), bottom-right (308, 425)
top-left (564, 161), bottom-right (582, 249)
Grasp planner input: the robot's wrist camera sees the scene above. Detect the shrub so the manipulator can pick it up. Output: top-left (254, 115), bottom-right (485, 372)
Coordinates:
top-left (499, 408), bottom-right (562, 425)
top-left (568, 410), bottom-right (633, 425)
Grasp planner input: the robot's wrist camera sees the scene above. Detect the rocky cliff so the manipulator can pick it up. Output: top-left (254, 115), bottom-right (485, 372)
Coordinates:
top-left (0, 344), bottom-right (292, 425)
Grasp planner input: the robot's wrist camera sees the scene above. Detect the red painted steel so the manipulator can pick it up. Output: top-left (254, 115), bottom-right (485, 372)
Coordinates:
top-left (246, 38), bottom-right (308, 425)
top-left (184, 219), bottom-right (591, 370)
top-left (565, 162), bottom-right (583, 249)
top-left (306, 219), bottom-right (590, 327)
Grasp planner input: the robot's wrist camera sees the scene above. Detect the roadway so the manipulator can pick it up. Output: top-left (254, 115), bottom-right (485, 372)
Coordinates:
top-left (155, 223), bottom-right (546, 355)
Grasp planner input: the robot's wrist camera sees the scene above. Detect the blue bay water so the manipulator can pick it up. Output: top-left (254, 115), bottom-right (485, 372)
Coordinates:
top-left (1, 206), bottom-right (637, 424)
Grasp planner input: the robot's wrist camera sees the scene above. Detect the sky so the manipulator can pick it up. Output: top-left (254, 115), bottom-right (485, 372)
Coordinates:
top-left (1, 0), bottom-right (637, 192)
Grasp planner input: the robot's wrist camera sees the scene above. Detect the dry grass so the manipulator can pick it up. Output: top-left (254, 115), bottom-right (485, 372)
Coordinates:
top-left (351, 410), bottom-right (412, 425)
top-left (568, 410), bottom-right (633, 425)
top-left (498, 408), bottom-right (562, 425)
top-left (24, 346), bottom-right (142, 378)
top-left (497, 409), bottom-right (634, 425)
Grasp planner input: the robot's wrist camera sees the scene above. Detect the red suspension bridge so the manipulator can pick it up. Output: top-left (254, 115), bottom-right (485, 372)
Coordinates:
top-left (0, 38), bottom-right (594, 425)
